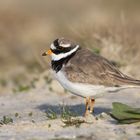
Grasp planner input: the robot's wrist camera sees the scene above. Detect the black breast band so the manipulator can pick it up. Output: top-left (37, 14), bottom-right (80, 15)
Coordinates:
top-left (51, 50), bottom-right (78, 73)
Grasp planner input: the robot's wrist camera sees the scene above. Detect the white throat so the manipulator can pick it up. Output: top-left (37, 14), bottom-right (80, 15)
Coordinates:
top-left (51, 45), bottom-right (79, 61)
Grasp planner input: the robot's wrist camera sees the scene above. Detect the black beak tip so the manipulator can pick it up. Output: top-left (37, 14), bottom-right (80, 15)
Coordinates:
top-left (42, 52), bottom-right (47, 56)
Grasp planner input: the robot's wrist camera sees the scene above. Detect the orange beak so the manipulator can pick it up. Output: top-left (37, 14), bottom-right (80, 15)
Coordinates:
top-left (42, 49), bottom-right (53, 56)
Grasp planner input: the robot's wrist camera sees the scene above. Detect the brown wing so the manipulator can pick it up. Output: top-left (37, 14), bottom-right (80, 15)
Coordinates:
top-left (64, 48), bottom-right (140, 86)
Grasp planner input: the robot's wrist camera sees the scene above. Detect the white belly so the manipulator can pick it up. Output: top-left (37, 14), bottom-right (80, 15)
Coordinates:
top-left (53, 70), bottom-right (108, 98)
top-left (53, 70), bottom-right (140, 98)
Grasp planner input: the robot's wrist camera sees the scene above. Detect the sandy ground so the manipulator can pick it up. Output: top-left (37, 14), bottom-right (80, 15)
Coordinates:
top-left (0, 76), bottom-right (140, 140)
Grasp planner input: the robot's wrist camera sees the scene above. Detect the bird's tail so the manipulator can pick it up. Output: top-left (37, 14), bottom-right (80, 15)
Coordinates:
top-left (109, 71), bottom-right (140, 86)
top-left (118, 77), bottom-right (140, 86)
top-left (118, 76), bottom-right (140, 86)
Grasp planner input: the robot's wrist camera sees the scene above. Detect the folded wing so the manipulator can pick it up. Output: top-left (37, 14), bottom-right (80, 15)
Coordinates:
top-left (64, 48), bottom-right (140, 87)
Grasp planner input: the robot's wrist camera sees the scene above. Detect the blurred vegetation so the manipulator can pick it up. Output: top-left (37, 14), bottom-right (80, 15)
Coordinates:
top-left (111, 102), bottom-right (140, 124)
top-left (0, 0), bottom-right (140, 93)
top-left (0, 116), bottom-right (13, 125)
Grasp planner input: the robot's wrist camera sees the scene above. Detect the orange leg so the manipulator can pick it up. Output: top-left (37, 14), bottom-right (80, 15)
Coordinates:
top-left (84, 97), bottom-right (95, 117)
top-left (89, 98), bottom-right (95, 114)
top-left (84, 97), bottom-right (90, 117)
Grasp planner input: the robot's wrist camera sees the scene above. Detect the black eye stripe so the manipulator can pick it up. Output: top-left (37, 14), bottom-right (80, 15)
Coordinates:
top-left (57, 46), bottom-right (63, 49)
top-left (51, 49), bottom-right (62, 54)
top-left (51, 47), bottom-right (73, 54)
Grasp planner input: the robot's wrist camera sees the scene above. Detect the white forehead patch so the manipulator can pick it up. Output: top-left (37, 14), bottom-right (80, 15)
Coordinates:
top-left (60, 43), bottom-right (71, 48)
top-left (50, 43), bottom-right (56, 50)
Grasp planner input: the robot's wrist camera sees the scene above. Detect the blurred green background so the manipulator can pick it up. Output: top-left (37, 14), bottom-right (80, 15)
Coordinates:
top-left (0, 0), bottom-right (140, 93)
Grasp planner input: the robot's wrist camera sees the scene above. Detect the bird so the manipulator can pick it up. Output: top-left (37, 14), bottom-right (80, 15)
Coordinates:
top-left (42, 37), bottom-right (140, 116)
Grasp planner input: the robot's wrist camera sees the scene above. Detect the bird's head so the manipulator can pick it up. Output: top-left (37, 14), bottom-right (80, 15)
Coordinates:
top-left (42, 37), bottom-right (80, 61)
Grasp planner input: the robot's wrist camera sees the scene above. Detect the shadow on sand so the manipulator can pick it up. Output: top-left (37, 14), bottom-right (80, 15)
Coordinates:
top-left (37, 103), bottom-right (110, 116)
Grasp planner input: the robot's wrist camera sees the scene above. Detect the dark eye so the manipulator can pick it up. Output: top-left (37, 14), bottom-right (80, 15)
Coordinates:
top-left (53, 39), bottom-right (59, 46)
top-left (58, 46), bottom-right (64, 49)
